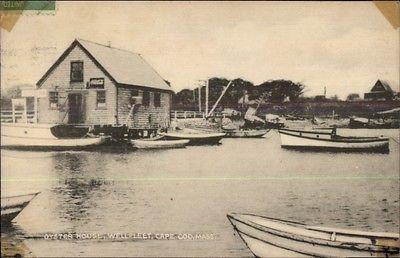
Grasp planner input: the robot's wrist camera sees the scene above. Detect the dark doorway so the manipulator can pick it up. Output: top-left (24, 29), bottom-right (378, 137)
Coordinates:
top-left (68, 93), bottom-right (84, 124)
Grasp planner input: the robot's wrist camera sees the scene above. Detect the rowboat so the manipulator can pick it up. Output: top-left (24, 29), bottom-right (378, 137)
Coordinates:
top-left (1, 123), bottom-right (107, 150)
top-left (278, 128), bottom-right (389, 153)
top-left (159, 131), bottom-right (225, 145)
top-left (1, 192), bottom-right (40, 225)
top-left (223, 129), bottom-right (270, 138)
top-left (131, 138), bottom-right (189, 149)
top-left (227, 213), bottom-right (400, 257)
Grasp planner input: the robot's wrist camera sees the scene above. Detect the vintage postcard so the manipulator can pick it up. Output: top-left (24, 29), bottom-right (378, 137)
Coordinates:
top-left (1, 1), bottom-right (399, 257)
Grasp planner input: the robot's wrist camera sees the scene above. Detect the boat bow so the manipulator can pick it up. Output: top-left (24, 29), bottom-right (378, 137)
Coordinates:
top-left (227, 213), bottom-right (400, 257)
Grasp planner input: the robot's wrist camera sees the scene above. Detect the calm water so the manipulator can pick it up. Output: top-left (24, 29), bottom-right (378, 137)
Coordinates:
top-left (1, 129), bottom-right (399, 257)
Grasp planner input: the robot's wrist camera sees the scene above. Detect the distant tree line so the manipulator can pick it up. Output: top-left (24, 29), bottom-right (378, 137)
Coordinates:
top-left (172, 77), bottom-right (306, 109)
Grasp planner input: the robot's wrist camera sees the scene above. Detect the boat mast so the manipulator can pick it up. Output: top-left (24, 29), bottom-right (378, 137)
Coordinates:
top-left (60, 94), bottom-right (70, 123)
top-left (207, 80), bottom-right (233, 118)
top-left (255, 92), bottom-right (268, 112)
top-left (124, 104), bottom-right (136, 125)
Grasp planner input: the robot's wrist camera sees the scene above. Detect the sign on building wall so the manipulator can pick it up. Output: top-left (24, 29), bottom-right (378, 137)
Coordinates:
top-left (87, 78), bottom-right (105, 89)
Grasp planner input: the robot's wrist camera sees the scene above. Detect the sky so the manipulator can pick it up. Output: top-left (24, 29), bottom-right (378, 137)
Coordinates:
top-left (1, 1), bottom-right (399, 99)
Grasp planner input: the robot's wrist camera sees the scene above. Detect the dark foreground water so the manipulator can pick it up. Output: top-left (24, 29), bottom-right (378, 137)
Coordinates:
top-left (1, 129), bottom-right (399, 257)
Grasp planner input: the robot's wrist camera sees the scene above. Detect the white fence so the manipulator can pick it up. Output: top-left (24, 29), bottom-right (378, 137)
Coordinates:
top-left (171, 111), bottom-right (204, 119)
top-left (170, 110), bottom-right (227, 119)
top-left (1, 110), bottom-right (35, 123)
top-left (1, 110), bottom-right (225, 123)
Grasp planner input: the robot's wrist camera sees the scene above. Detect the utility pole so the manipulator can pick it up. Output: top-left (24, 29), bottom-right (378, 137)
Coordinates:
top-left (198, 84), bottom-right (202, 113)
top-left (205, 79), bottom-right (209, 117)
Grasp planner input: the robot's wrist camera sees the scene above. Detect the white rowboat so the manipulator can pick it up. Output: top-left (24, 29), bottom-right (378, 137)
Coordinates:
top-left (1, 192), bottom-right (40, 224)
top-left (227, 213), bottom-right (400, 257)
top-left (159, 131), bottom-right (225, 145)
top-left (131, 139), bottom-right (189, 149)
top-left (278, 128), bottom-right (389, 153)
top-left (223, 129), bottom-right (270, 138)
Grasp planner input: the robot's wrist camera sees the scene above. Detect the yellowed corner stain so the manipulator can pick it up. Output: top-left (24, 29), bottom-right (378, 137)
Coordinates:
top-left (0, 1), bottom-right (56, 32)
top-left (373, 1), bottom-right (400, 29)
top-left (0, 10), bottom-right (23, 32)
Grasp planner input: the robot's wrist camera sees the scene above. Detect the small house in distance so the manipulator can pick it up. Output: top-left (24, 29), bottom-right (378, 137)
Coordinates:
top-left (36, 38), bottom-right (173, 133)
top-left (364, 80), bottom-right (394, 101)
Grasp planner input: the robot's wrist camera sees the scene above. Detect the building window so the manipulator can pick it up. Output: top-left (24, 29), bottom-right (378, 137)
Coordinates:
top-left (131, 89), bottom-right (139, 97)
top-left (142, 91), bottom-right (150, 106)
top-left (49, 91), bottom-right (58, 109)
top-left (154, 92), bottom-right (161, 107)
top-left (130, 89), bottom-right (142, 105)
top-left (70, 61), bottom-right (84, 82)
top-left (97, 90), bottom-right (106, 109)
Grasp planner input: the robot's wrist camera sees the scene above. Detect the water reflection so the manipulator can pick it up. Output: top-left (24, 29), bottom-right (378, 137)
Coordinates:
top-left (50, 153), bottom-right (112, 226)
top-left (1, 129), bottom-right (399, 257)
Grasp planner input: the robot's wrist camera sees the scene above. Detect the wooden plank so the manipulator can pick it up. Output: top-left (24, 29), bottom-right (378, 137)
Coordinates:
top-left (306, 225), bottom-right (400, 239)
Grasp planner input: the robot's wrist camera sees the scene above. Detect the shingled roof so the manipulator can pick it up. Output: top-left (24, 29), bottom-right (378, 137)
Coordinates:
top-left (373, 79), bottom-right (394, 93)
top-left (37, 39), bottom-right (172, 92)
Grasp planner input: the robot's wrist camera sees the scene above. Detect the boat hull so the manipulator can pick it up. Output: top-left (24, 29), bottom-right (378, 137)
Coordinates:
top-left (349, 118), bottom-right (369, 129)
top-left (223, 129), bottom-right (269, 138)
top-left (159, 132), bottom-right (225, 145)
top-left (1, 209), bottom-right (23, 225)
top-left (279, 130), bottom-right (389, 153)
top-left (1, 123), bottom-right (107, 150)
top-left (1, 192), bottom-right (40, 225)
top-left (227, 213), bottom-right (400, 257)
top-left (1, 135), bottom-right (107, 150)
top-left (265, 121), bottom-right (285, 129)
top-left (131, 139), bottom-right (189, 149)
top-left (1, 123), bottom-right (59, 139)
top-left (349, 118), bottom-right (394, 129)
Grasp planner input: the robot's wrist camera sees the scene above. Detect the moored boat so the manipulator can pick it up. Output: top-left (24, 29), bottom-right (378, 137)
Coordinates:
top-left (349, 117), bottom-right (391, 129)
top-left (265, 121), bottom-right (285, 129)
top-left (265, 114), bottom-right (285, 129)
top-left (278, 128), bottom-right (389, 153)
top-left (159, 131), bottom-right (225, 145)
top-left (1, 123), bottom-right (107, 150)
top-left (1, 192), bottom-right (41, 225)
top-left (131, 138), bottom-right (189, 149)
top-left (223, 129), bottom-right (270, 138)
top-left (227, 213), bottom-right (400, 257)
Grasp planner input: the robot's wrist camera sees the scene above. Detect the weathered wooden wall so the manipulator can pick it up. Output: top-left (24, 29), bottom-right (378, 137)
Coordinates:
top-left (117, 87), bottom-right (171, 129)
top-left (37, 45), bottom-right (117, 124)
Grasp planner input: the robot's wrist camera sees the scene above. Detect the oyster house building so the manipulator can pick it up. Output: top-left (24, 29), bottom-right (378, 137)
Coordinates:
top-left (36, 39), bottom-right (173, 132)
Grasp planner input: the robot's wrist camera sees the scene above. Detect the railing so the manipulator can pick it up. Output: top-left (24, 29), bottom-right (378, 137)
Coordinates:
top-left (1, 110), bottom-right (35, 123)
top-left (170, 110), bottom-right (226, 119)
top-left (2, 109), bottom-right (226, 122)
